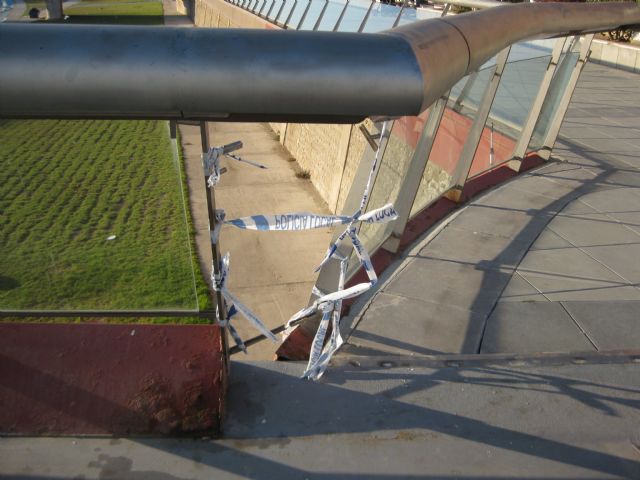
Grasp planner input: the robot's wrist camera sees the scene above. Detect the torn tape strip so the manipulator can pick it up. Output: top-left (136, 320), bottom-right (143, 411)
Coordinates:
top-left (302, 257), bottom-right (348, 380)
top-left (211, 252), bottom-right (278, 352)
top-left (224, 203), bottom-right (397, 233)
top-left (301, 121), bottom-right (391, 380)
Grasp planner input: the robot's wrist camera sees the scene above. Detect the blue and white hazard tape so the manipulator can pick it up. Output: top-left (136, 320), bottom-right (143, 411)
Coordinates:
top-left (224, 203), bottom-right (397, 232)
top-left (212, 252), bottom-right (278, 353)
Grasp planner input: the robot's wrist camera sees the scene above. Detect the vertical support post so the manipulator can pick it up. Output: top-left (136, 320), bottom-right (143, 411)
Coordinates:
top-left (296, 0), bottom-right (313, 29)
top-left (274, 0), bottom-right (287, 23)
top-left (333, 0), bottom-right (349, 31)
top-left (452, 71), bottom-right (479, 112)
top-left (265, 0), bottom-right (277, 18)
top-left (283, 0), bottom-right (298, 27)
top-left (312, 0), bottom-right (329, 30)
top-left (509, 36), bottom-right (566, 170)
top-left (258, 0), bottom-right (269, 16)
top-left (198, 122), bottom-right (228, 354)
top-left (446, 46), bottom-right (511, 203)
top-left (357, 0), bottom-right (375, 33)
top-left (392, 0), bottom-right (406, 29)
top-left (382, 92), bottom-right (450, 253)
top-left (441, 3), bottom-right (450, 16)
top-left (538, 35), bottom-right (594, 161)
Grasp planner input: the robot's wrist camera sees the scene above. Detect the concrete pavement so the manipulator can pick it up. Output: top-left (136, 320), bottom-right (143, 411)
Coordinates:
top-left (344, 62), bottom-right (640, 358)
top-left (179, 122), bottom-right (333, 360)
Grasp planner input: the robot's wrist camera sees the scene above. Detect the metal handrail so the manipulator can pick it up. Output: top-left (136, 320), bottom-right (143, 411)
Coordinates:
top-left (0, 2), bottom-right (638, 123)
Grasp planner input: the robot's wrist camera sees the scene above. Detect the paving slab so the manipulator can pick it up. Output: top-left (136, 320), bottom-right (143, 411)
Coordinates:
top-left (547, 213), bottom-right (640, 248)
top-left (562, 300), bottom-right (640, 350)
top-left (528, 229), bottom-right (574, 251)
top-left (516, 246), bottom-right (626, 284)
top-left (498, 272), bottom-right (548, 302)
top-left (518, 270), bottom-right (640, 302)
top-left (384, 256), bottom-right (513, 314)
top-left (480, 302), bottom-right (595, 354)
top-left (418, 225), bottom-right (530, 271)
top-left (3, 360), bottom-right (639, 479)
top-left (349, 292), bottom-right (487, 355)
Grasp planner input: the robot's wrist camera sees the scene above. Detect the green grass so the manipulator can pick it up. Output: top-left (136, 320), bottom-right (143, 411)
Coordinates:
top-left (0, 120), bottom-right (210, 322)
top-left (27, 0), bottom-right (165, 24)
top-left (64, 0), bottom-right (164, 24)
top-left (2, 0), bottom-right (213, 323)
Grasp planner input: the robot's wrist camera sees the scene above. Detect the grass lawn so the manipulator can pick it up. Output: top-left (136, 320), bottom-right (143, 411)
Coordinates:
top-left (1, 0), bottom-right (213, 322)
top-left (25, 0), bottom-right (164, 25)
top-left (64, 0), bottom-right (164, 25)
top-left (0, 120), bottom-right (211, 320)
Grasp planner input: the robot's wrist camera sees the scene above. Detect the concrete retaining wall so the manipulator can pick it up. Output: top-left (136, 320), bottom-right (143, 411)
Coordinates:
top-left (192, 0), bottom-right (368, 214)
top-left (590, 39), bottom-right (640, 73)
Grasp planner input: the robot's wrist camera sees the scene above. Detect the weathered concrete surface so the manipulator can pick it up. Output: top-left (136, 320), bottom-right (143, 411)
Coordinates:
top-left (346, 63), bottom-right (640, 357)
top-left (2, 359), bottom-right (639, 479)
top-left (180, 122), bottom-right (333, 359)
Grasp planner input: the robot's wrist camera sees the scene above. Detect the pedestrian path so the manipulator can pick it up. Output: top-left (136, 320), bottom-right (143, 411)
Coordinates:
top-left (343, 62), bottom-right (640, 357)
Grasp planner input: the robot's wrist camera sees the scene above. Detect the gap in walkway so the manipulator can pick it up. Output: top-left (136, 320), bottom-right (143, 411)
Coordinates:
top-left (180, 122), bottom-right (333, 360)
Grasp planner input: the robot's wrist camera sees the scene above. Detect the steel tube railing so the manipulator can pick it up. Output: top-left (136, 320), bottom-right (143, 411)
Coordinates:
top-left (0, 2), bottom-right (638, 122)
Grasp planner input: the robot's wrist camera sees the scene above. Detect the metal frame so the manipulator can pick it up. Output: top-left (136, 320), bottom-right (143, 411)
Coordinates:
top-left (332, 0), bottom-right (349, 32)
top-left (296, 0), bottom-right (313, 30)
top-left (197, 122), bottom-right (227, 332)
top-left (382, 92), bottom-right (451, 253)
top-left (447, 46), bottom-right (511, 202)
top-left (273, 0), bottom-right (286, 24)
top-left (283, 0), bottom-right (298, 27)
top-left (538, 35), bottom-right (595, 161)
top-left (509, 36), bottom-right (566, 169)
top-left (265, 0), bottom-right (277, 18)
top-left (312, 0), bottom-right (329, 31)
top-left (357, 0), bottom-right (375, 33)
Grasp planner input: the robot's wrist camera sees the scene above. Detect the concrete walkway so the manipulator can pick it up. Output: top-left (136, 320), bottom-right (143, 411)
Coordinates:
top-left (344, 62), bottom-right (640, 358)
top-left (180, 123), bottom-right (332, 360)
top-left (169, 8), bottom-right (333, 359)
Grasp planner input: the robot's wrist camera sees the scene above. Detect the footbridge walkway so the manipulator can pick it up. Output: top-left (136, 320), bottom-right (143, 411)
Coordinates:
top-left (343, 62), bottom-right (640, 359)
top-left (3, 53), bottom-right (639, 480)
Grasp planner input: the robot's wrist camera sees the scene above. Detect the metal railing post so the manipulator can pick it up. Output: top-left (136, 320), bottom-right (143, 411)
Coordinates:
top-left (538, 34), bottom-right (594, 161)
top-left (452, 71), bottom-right (478, 112)
top-left (274, 0), bottom-right (287, 24)
top-left (357, 0), bottom-right (375, 33)
top-left (446, 46), bottom-right (511, 202)
top-left (265, 0), bottom-right (277, 18)
top-left (258, 0), bottom-right (269, 16)
top-left (312, 0), bottom-right (329, 30)
top-left (392, 1), bottom-right (406, 28)
top-left (283, 0), bottom-right (299, 27)
top-left (441, 3), bottom-right (451, 16)
top-left (197, 122), bottom-right (230, 364)
top-left (333, 0), bottom-right (350, 31)
top-left (509, 36), bottom-right (566, 170)
top-left (382, 92), bottom-right (451, 253)
top-left (297, 0), bottom-right (313, 29)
